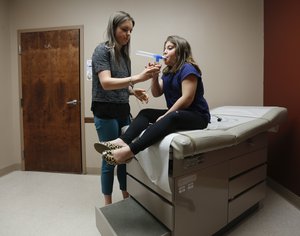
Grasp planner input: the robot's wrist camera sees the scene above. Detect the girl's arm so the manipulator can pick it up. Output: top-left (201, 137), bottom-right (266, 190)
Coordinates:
top-left (151, 75), bottom-right (163, 97)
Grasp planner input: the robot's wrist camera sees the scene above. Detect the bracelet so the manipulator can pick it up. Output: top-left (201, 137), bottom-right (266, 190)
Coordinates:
top-left (129, 76), bottom-right (134, 89)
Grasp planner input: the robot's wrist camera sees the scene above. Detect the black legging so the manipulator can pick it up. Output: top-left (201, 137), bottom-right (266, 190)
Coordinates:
top-left (119, 108), bottom-right (209, 155)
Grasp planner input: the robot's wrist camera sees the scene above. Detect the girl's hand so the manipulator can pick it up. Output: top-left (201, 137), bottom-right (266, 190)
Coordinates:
top-left (133, 88), bottom-right (149, 104)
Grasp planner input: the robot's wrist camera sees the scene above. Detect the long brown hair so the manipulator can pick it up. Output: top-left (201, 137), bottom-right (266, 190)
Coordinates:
top-left (105, 11), bottom-right (135, 64)
top-left (163, 35), bottom-right (201, 75)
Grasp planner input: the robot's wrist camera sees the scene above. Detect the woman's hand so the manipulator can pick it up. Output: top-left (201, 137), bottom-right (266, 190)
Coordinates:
top-left (132, 88), bottom-right (149, 104)
top-left (139, 63), bottom-right (161, 82)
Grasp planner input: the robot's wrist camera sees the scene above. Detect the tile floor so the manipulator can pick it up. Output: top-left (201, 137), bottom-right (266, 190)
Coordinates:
top-left (0, 171), bottom-right (299, 236)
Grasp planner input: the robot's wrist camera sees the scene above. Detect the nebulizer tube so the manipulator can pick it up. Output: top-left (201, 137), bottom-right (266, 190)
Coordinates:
top-left (136, 50), bottom-right (165, 62)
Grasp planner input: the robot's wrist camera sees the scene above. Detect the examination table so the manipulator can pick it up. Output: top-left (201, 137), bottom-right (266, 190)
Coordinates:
top-left (95, 106), bottom-right (287, 236)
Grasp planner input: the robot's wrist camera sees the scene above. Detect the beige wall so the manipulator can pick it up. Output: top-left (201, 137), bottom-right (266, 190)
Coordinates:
top-left (1, 0), bottom-right (263, 173)
top-left (0, 0), bottom-right (17, 171)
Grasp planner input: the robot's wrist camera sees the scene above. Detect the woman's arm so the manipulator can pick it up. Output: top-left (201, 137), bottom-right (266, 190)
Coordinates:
top-left (99, 65), bottom-right (160, 90)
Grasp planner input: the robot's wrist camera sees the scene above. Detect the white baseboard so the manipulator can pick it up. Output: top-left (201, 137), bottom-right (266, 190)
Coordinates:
top-left (267, 177), bottom-right (300, 210)
top-left (0, 164), bottom-right (21, 177)
top-left (0, 165), bottom-right (101, 176)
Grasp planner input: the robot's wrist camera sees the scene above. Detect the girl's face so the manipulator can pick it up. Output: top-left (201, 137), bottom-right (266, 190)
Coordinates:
top-left (115, 20), bottom-right (133, 46)
top-left (163, 41), bottom-right (176, 66)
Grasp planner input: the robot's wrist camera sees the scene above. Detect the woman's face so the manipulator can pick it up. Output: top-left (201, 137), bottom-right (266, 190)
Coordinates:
top-left (115, 20), bottom-right (133, 46)
top-left (163, 41), bottom-right (176, 66)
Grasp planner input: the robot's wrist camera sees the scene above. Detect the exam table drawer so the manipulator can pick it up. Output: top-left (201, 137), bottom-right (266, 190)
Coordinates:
top-left (127, 175), bottom-right (174, 230)
top-left (228, 181), bottom-right (266, 222)
top-left (229, 148), bottom-right (267, 177)
top-left (229, 164), bottom-right (267, 199)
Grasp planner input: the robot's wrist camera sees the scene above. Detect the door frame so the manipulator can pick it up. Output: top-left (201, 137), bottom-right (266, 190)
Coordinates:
top-left (17, 25), bottom-right (87, 173)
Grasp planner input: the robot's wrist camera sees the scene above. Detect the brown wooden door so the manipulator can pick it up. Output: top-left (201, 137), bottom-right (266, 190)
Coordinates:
top-left (20, 29), bottom-right (82, 173)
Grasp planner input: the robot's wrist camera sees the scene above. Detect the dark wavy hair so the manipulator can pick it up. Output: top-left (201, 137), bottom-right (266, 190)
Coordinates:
top-left (163, 35), bottom-right (201, 75)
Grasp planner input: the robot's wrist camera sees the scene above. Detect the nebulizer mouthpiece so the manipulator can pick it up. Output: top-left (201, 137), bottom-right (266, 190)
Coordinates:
top-left (136, 50), bottom-right (165, 62)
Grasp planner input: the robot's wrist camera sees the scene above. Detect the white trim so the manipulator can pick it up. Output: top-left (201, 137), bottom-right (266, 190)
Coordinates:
top-left (0, 164), bottom-right (21, 177)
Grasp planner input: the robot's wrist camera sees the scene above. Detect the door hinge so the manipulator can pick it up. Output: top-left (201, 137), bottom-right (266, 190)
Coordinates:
top-left (20, 98), bottom-right (23, 107)
top-left (18, 45), bottom-right (22, 55)
top-left (22, 150), bottom-right (25, 160)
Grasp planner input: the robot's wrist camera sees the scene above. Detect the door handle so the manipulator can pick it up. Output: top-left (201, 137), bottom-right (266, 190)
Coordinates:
top-left (66, 99), bottom-right (78, 105)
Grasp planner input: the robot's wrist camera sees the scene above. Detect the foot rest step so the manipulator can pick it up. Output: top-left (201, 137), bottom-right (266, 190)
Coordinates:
top-left (95, 197), bottom-right (170, 236)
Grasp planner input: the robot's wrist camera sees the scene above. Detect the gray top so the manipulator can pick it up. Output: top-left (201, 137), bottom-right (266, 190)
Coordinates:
top-left (91, 42), bottom-right (131, 103)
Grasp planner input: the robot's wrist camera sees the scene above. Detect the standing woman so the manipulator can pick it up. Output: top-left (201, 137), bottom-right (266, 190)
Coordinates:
top-left (91, 11), bottom-right (160, 205)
